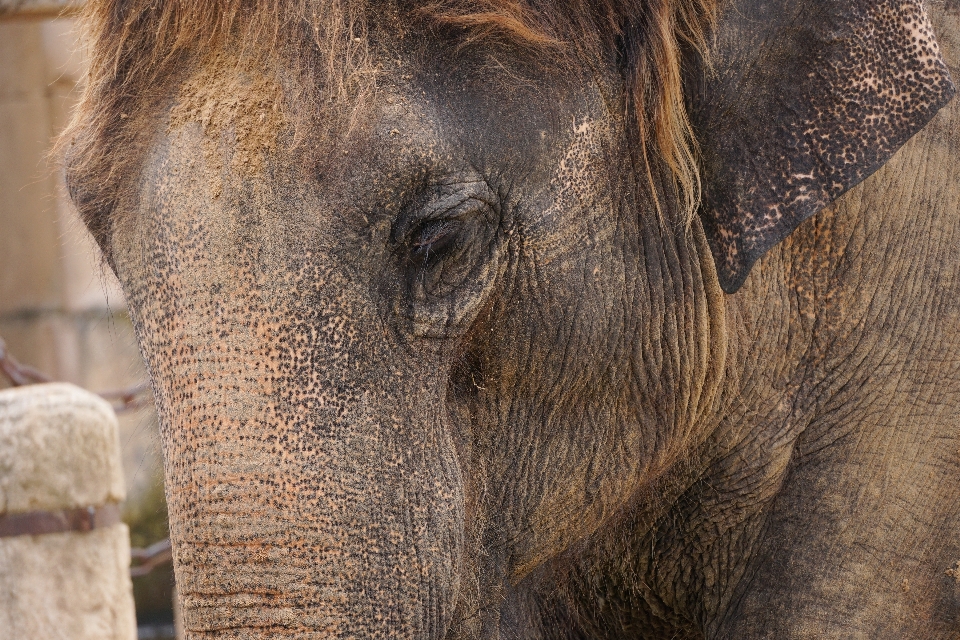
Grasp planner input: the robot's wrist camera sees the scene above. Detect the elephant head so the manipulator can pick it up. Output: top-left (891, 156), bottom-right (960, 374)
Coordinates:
top-left (62, 0), bottom-right (953, 637)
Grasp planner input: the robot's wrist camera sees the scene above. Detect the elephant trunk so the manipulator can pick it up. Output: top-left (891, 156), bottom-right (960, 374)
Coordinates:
top-left (143, 277), bottom-right (466, 638)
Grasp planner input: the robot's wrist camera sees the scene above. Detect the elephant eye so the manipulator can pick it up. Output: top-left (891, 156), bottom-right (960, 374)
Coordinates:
top-left (389, 178), bottom-right (501, 317)
top-left (410, 219), bottom-right (462, 265)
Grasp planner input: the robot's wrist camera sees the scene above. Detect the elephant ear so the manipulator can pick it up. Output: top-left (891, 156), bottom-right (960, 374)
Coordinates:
top-left (690, 0), bottom-right (956, 293)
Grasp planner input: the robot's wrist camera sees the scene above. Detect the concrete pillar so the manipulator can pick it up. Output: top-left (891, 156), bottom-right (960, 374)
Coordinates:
top-left (0, 383), bottom-right (136, 640)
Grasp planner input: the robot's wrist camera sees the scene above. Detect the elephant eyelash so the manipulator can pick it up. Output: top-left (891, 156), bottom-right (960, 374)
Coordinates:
top-left (412, 220), bottom-right (460, 250)
top-left (408, 220), bottom-right (463, 270)
top-left (395, 181), bottom-right (497, 242)
top-left (393, 181), bottom-right (499, 281)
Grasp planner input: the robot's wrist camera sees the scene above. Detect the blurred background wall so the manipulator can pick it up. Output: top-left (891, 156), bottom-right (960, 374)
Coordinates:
top-left (1, 4), bottom-right (177, 637)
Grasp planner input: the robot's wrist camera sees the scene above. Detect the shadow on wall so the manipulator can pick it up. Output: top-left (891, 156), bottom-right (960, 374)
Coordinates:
top-left (0, 7), bottom-right (176, 635)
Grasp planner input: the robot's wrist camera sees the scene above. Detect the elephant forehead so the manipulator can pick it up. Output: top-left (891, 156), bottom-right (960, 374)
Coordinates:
top-left (159, 58), bottom-right (473, 230)
top-left (168, 52), bottom-right (288, 184)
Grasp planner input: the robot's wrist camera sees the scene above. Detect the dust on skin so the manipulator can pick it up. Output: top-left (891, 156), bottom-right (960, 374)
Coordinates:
top-left (945, 562), bottom-right (960, 582)
top-left (168, 52), bottom-right (288, 198)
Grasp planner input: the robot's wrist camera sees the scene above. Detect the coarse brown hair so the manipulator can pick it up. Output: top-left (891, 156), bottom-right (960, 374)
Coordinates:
top-left (60, 0), bottom-right (716, 244)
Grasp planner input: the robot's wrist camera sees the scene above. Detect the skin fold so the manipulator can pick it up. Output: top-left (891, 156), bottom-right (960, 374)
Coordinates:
top-left (64, 0), bottom-right (959, 638)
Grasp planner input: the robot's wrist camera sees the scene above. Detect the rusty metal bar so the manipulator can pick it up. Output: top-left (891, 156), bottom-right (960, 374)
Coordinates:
top-left (0, 336), bottom-right (51, 386)
top-left (0, 334), bottom-right (153, 413)
top-left (129, 538), bottom-right (173, 578)
top-left (0, 504), bottom-right (122, 538)
top-left (0, 333), bottom-right (170, 576)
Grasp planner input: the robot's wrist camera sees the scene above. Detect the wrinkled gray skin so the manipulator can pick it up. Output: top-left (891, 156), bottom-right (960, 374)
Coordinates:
top-left (87, 3), bottom-right (959, 640)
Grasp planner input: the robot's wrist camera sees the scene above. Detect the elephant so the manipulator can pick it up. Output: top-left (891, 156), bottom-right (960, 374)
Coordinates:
top-left (60, 0), bottom-right (960, 637)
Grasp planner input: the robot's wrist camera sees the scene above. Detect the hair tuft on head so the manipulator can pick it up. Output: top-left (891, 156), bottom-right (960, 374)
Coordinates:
top-left (59, 0), bottom-right (716, 244)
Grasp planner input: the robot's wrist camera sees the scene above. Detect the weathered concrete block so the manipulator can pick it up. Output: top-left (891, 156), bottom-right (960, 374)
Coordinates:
top-left (0, 383), bottom-right (136, 640)
top-left (0, 383), bottom-right (125, 512)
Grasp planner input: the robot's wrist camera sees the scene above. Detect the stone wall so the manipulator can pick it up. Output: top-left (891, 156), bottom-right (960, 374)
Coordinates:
top-left (0, 12), bottom-right (176, 633)
top-left (0, 12), bottom-right (162, 508)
